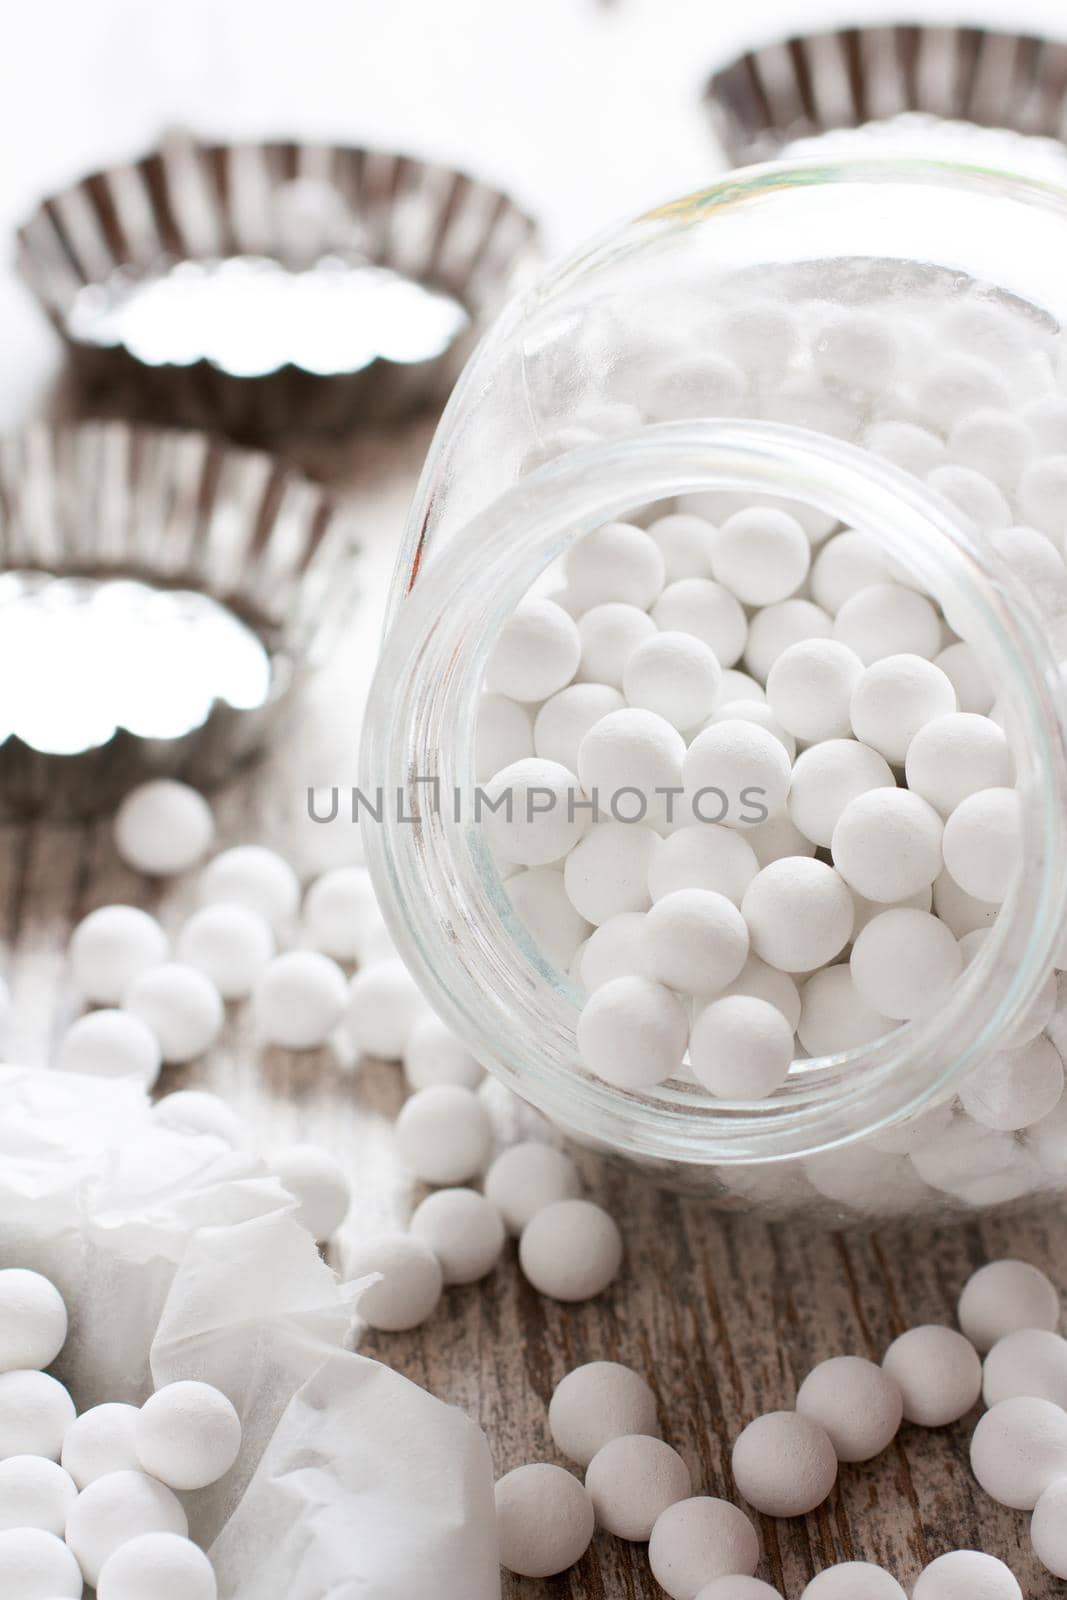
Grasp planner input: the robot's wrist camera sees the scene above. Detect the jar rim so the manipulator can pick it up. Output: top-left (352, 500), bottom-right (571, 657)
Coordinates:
top-left (363, 421), bottom-right (1067, 1165)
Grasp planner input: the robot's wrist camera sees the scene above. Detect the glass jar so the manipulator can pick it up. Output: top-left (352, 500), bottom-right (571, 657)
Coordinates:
top-left (362, 159), bottom-right (1067, 1223)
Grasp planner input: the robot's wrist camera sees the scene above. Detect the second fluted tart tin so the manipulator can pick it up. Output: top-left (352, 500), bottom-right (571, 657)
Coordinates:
top-left (0, 421), bottom-right (360, 818)
top-left (705, 24), bottom-right (1067, 175)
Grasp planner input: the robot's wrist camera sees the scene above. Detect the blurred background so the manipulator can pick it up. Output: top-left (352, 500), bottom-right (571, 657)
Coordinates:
top-left (3, 0), bottom-right (1067, 437)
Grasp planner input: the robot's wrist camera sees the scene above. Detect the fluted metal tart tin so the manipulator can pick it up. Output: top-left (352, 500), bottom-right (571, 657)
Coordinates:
top-left (0, 421), bottom-right (359, 818)
top-left (16, 136), bottom-right (540, 447)
top-left (705, 24), bottom-right (1067, 174)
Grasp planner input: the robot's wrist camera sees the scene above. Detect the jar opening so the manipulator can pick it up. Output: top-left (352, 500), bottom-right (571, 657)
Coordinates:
top-left (362, 420), bottom-right (1067, 1165)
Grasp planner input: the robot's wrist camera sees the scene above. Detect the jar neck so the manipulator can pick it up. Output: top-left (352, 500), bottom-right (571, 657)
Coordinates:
top-left (363, 420), bottom-right (1067, 1164)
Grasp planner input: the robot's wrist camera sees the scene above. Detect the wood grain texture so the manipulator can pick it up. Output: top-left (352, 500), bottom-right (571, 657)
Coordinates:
top-left (1, 422), bottom-right (1064, 1599)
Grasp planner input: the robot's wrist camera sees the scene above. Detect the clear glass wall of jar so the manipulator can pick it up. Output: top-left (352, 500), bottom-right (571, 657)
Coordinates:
top-left (362, 161), bottom-right (1067, 1223)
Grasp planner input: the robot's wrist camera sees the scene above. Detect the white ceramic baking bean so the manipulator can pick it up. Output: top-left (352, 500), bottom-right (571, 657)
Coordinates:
top-left (647, 825), bottom-right (759, 907)
top-left (766, 639), bottom-right (863, 741)
top-left (345, 1233), bottom-right (443, 1331)
top-left (788, 740), bottom-right (896, 849)
top-left (931, 869), bottom-right (999, 939)
top-left (402, 1014), bottom-right (484, 1092)
top-left (347, 959), bottom-right (429, 1060)
top-left (1031, 1478), bottom-right (1067, 1578)
top-left (563, 521), bottom-right (665, 610)
top-left (947, 409), bottom-right (1033, 492)
top-left (711, 507), bottom-right (810, 605)
top-left (123, 961), bottom-right (224, 1064)
top-left (933, 641), bottom-right (994, 714)
top-left (577, 975), bottom-right (689, 1088)
top-left (694, 1580), bottom-right (783, 1600)
top-left (252, 950), bottom-right (347, 1050)
top-left (481, 757), bottom-right (590, 867)
top-left (1017, 455), bottom-right (1067, 540)
top-left (703, 701), bottom-right (796, 763)
top-left (1023, 394), bottom-right (1067, 452)
top-left (831, 789), bottom-right (943, 904)
top-left (798, 967), bottom-right (893, 1056)
top-left (549, 1361), bottom-right (659, 1468)
top-left (198, 846), bottom-right (300, 926)
top-left (911, 1121), bottom-right (1041, 1209)
top-left (135, 1381), bottom-right (241, 1492)
top-left (0, 1270), bottom-right (68, 1374)
top-left (647, 514), bottom-right (717, 581)
top-left (484, 1142), bottom-right (582, 1235)
top-left (113, 779), bottom-right (214, 876)
top-left (742, 859), bottom-right (854, 973)
top-left (865, 418), bottom-right (947, 476)
top-left (805, 1145), bottom-right (930, 1218)
top-left (578, 708), bottom-right (685, 831)
top-left (731, 1411), bottom-right (837, 1517)
top-left (61, 1403), bottom-right (141, 1489)
top-left (716, 300), bottom-right (800, 379)
top-left (272, 1144), bottom-right (351, 1240)
top-left (0, 1371), bottom-right (75, 1460)
top-left (905, 714), bottom-right (1013, 816)
top-left (96, 1531), bottom-right (218, 1600)
top-left (494, 1462), bottom-right (595, 1577)
top-left (70, 904), bottom-right (169, 1006)
top-left (992, 526), bottom-right (1066, 592)
top-left (744, 599), bottom-right (833, 683)
top-left (65, 1468), bottom-right (188, 1587)
top-left (745, 812), bottom-right (818, 868)
top-left (651, 579), bottom-right (749, 667)
top-left (176, 903), bottom-right (274, 1000)
top-left (485, 597), bottom-right (581, 702)
top-left (151, 1089), bottom-right (244, 1146)
top-left (816, 309), bottom-right (900, 390)
top-left (881, 1325), bottom-right (981, 1426)
top-left (927, 463), bottom-right (1011, 532)
top-left (795, 1356), bottom-right (903, 1462)
top-left (648, 1495), bottom-right (759, 1600)
top-left (563, 821), bottom-right (658, 925)
top-left (958, 1259), bottom-right (1059, 1354)
top-left (850, 910), bottom-right (962, 1022)
top-left (915, 352), bottom-right (1013, 429)
top-left (409, 1188), bottom-right (505, 1285)
top-left (519, 1199), bottom-right (623, 1301)
top-left (801, 1564), bottom-right (906, 1599)
top-left (577, 603), bottom-right (657, 687)
top-left (0, 1526), bottom-right (83, 1599)
top-left (958, 1037), bottom-right (1064, 1132)
top-left (476, 694), bottom-right (535, 782)
top-left (810, 530), bottom-right (887, 614)
top-left (301, 866), bottom-right (381, 963)
top-left (683, 720), bottom-right (792, 829)
top-left (832, 583), bottom-right (941, 665)
top-left (970, 1396), bottom-right (1067, 1509)
top-left (579, 912), bottom-right (647, 991)
top-left (640, 890), bottom-right (750, 997)
top-left (715, 956), bottom-right (802, 1032)
top-left (718, 669), bottom-right (766, 705)
top-left (585, 1434), bottom-right (691, 1540)
top-left (689, 996), bottom-right (793, 1100)
top-left (534, 683), bottom-right (625, 771)
top-left (0, 1454), bottom-right (77, 1534)
top-left (942, 787), bottom-right (1021, 903)
top-left (395, 1086), bottom-right (492, 1186)
top-left (983, 1329), bottom-right (1067, 1410)
top-left (849, 654), bottom-right (958, 763)
top-left (624, 631), bottom-right (722, 731)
